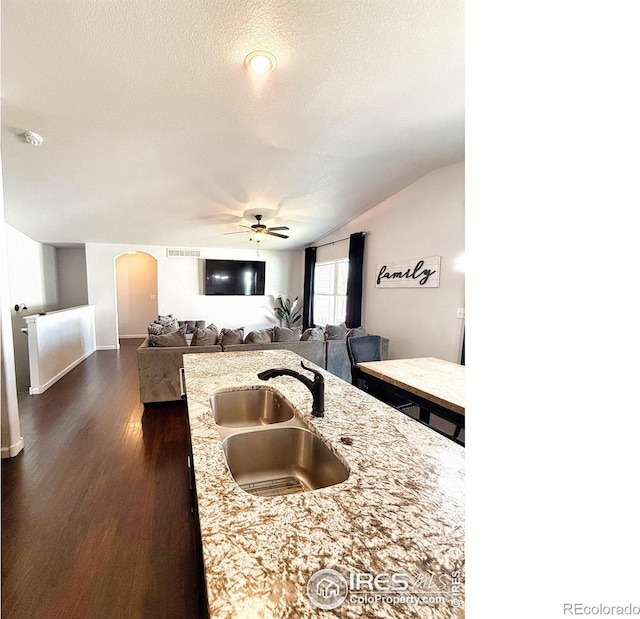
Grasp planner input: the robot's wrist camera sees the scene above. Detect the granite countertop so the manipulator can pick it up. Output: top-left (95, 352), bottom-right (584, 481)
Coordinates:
top-left (183, 349), bottom-right (465, 618)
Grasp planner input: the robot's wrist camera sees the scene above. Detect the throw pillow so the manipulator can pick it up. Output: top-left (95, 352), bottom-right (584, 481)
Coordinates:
top-left (347, 326), bottom-right (368, 339)
top-left (156, 316), bottom-right (178, 330)
top-left (191, 323), bottom-right (219, 346)
top-left (178, 320), bottom-right (197, 334)
top-left (273, 326), bottom-right (301, 342)
top-left (244, 328), bottom-right (273, 344)
top-left (218, 327), bottom-right (244, 347)
top-left (148, 322), bottom-right (164, 336)
top-left (301, 327), bottom-right (324, 341)
top-left (148, 321), bottom-right (184, 336)
top-left (325, 323), bottom-right (348, 340)
top-left (149, 328), bottom-right (188, 347)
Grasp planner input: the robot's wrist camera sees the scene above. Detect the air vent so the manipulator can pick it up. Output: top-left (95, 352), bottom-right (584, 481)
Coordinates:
top-left (166, 248), bottom-right (201, 258)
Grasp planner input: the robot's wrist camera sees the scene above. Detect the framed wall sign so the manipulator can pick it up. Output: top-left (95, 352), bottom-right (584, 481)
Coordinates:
top-left (375, 256), bottom-right (441, 288)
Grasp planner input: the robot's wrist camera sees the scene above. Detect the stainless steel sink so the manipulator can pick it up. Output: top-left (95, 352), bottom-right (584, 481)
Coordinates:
top-left (211, 388), bottom-right (295, 428)
top-left (222, 427), bottom-right (350, 497)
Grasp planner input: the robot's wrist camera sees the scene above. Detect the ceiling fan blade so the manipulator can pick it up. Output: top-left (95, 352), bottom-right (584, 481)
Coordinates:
top-left (266, 231), bottom-right (289, 239)
top-left (267, 226), bottom-right (290, 231)
top-left (223, 231), bottom-right (251, 235)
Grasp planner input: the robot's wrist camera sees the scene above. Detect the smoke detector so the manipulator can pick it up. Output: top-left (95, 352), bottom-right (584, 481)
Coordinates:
top-left (23, 131), bottom-right (44, 146)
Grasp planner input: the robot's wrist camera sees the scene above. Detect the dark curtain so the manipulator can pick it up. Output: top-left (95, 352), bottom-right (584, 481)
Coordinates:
top-left (302, 246), bottom-right (317, 330)
top-left (345, 232), bottom-right (365, 328)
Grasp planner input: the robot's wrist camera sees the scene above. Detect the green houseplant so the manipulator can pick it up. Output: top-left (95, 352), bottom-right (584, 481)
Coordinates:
top-left (273, 296), bottom-right (302, 328)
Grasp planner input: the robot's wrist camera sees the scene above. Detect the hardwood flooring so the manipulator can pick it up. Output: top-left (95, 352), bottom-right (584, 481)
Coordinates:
top-left (1, 339), bottom-right (207, 619)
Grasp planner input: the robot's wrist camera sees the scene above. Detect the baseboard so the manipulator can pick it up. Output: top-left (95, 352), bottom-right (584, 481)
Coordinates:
top-left (119, 334), bottom-right (147, 339)
top-left (96, 344), bottom-right (120, 350)
top-left (1, 438), bottom-right (24, 458)
top-left (29, 347), bottom-right (96, 395)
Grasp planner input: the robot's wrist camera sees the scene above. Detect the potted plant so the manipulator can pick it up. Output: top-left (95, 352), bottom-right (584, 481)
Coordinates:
top-left (273, 296), bottom-right (302, 328)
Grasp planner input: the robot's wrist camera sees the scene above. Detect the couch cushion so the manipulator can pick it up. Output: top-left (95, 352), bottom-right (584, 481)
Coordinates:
top-left (178, 320), bottom-right (206, 333)
top-left (273, 326), bottom-right (301, 342)
top-left (191, 323), bottom-right (219, 346)
top-left (244, 328), bottom-right (273, 344)
top-left (301, 327), bottom-right (324, 341)
top-left (149, 328), bottom-right (188, 347)
top-left (218, 327), bottom-right (244, 347)
top-left (325, 323), bottom-right (348, 340)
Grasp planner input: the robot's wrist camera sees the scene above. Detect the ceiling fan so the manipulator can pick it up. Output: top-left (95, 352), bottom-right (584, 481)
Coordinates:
top-left (224, 214), bottom-right (290, 242)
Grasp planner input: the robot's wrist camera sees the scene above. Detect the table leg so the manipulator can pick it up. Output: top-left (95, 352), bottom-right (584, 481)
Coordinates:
top-left (419, 407), bottom-right (431, 425)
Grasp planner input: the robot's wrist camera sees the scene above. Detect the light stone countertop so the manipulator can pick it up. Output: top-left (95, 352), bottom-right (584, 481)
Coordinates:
top-left (183, 349), bottom-right (465, 619)
top-left (357, 357), bottom-right (465, 415)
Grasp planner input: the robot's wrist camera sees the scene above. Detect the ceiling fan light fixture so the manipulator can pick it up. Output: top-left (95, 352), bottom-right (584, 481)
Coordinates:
top-left (251, 230), bottom-right (267, 242)
top-left (244, 51), bottom-right (276, 74)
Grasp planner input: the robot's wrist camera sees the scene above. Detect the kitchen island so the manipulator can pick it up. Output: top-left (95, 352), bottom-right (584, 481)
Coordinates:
top-left (183, 349), bottom-right (465, 618)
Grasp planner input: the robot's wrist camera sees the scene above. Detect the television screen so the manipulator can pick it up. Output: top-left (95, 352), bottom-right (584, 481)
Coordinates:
top-left (204, 259), bottom-right (266, 296)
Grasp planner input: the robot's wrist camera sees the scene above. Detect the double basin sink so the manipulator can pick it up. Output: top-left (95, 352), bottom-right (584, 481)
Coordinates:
top-left (211, 388), bottom-right (350, 498)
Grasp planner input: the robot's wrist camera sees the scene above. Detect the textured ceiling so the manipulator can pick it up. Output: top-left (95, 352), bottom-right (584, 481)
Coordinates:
top-left (1, 0), bottom-right (464, 250)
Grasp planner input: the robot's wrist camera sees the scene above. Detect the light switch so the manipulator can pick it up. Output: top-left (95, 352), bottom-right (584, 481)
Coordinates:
top-left (150, 294), bottom-right (156, 300)
top-left (456, 308), bottom-right (465, 319)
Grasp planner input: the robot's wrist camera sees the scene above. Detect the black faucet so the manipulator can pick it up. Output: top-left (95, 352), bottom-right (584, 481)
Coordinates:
top-left (257, 361), bottom-right (325, 417)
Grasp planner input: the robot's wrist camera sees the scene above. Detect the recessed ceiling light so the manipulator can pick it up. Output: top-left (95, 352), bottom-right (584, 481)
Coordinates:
top-left (23, 131), bottom-right (44, 146)
top-left (244, 51), bottom-right (277, 74)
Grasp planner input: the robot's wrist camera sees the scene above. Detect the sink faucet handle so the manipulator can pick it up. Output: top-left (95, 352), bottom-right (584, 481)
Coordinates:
top-left (300, 361), bottom-right (323, 382)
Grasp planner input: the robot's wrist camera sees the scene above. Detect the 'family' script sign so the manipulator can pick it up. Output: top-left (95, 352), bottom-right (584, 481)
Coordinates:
top-left (375, 256), bottom-right (441, 288)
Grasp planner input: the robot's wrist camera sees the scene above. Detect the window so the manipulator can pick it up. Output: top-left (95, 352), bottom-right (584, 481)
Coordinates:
top-left (313, 259), bottom-right (349, 326)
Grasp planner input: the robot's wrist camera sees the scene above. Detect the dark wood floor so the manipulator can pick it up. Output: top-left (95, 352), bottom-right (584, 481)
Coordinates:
top-left (1, 339), bottom-right (207, 619)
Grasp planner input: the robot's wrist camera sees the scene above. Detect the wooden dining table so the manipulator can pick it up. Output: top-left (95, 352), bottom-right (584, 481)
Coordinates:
top-left (357, 357), bottom-right (465, 442)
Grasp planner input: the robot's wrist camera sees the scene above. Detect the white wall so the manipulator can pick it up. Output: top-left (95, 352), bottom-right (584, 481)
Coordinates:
top-left (25, 306), bottom-right (96, 394)
top-left (4, 224), bottom-right (60, 392)
top-left (86, 243), bottom-right (303, 349)
top-left (57, 246), bottom-right (89, 308)
top-left (311, 161), bottom-right (465, 362)
top-left (1, 189), bottom-right (24, 458)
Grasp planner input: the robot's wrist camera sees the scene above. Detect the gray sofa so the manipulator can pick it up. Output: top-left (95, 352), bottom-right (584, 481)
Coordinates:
top-left (137, 334), bottom-right (388, 405)
top-left (137, 337), bottom-right (222, 404)
top-left (223, 340), bottom-right (325, 368)
top-left (223, 338), bottom-right (388, 383)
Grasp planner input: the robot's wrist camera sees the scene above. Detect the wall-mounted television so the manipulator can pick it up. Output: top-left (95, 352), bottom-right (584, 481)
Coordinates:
top-left (204, 259), bottom-right (266, 296)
